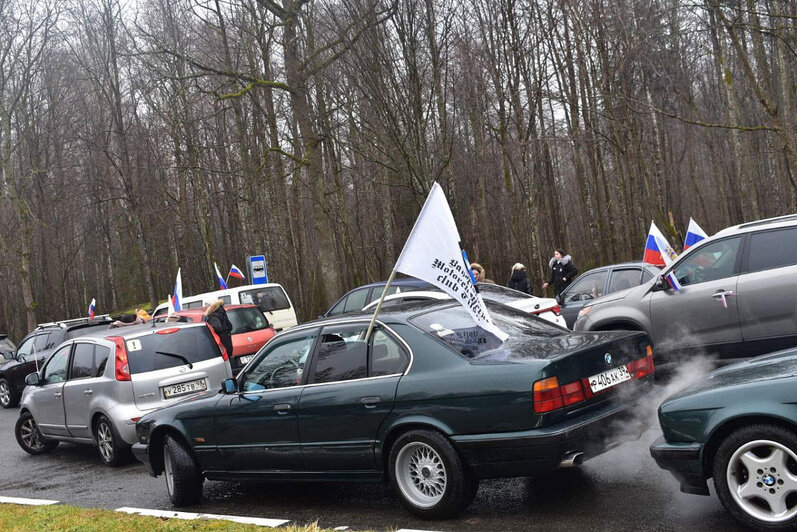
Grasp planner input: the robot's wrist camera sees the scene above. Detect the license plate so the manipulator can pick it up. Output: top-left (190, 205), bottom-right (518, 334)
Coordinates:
top-left (238, 355), bottom-right (254, 365)
top-left (162, 378), bottom-right (207, 399)
top-left (588, 366), bottom-right (631, 393)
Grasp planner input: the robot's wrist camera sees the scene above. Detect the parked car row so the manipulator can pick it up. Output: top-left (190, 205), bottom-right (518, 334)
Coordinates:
top-left (7, 213), bottom-right (797, 528)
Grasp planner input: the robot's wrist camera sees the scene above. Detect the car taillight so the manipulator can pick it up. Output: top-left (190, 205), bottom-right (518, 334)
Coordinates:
top-left (627, 346), bottom-right (655, 379)
top-left (205, 324), bottom-right (229, 361)
top-left (107, 336), bottom-right (130, 381)
top-left (533, 376), bottom-right (586, 413)
top-left (531, 304), bottom-right (560, 316)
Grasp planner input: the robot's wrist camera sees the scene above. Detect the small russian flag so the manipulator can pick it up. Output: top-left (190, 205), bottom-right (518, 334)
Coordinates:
top-left (664, 271), bottom-right (681, 291)
top-left (228, 264), bottom-right (245, 280)
top-left (643, 221), bottom-right (679, 267)
top-left (684, 218), bottom-right (709, 250)
top-left (88, 298), bottom-right (96, 320)
top-left (172, 268), bottom-right (183, 312)
top-left (214, 263), bottom-right (228, 290)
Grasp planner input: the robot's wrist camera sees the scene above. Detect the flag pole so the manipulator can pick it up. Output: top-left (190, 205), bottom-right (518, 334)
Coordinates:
top-left (365, 269), bottom-right (397, 342)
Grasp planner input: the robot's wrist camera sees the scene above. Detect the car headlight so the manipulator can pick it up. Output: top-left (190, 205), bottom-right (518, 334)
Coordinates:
top-left (577, 306), bottom-right (592, 318)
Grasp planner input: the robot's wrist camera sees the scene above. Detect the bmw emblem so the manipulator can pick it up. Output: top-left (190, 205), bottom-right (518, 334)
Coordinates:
top-left (604, 353), bottom-right (612, 365)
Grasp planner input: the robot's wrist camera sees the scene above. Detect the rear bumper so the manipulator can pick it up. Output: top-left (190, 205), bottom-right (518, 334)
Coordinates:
top-left (649, 436), bottom-right (709, 495)
top-left (452, 385), bottom-right (656, 479)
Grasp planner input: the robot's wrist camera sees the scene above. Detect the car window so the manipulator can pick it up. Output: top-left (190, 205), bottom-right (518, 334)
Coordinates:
top-left (239, 287), bottom-right (290, 312)
top-left (70, 343), bottom-right (95, 380)
top-left (184, 301), bottom-right (204, 309)
top-left (343, 289), bottom-right (370, 313)
top-left (370, 329), bottom-right (409, 376)
top-left (310, 324), bottom-right (368, 384)
top-left (43, 346), bottom-right (71, 384)
top-left (95, 345), bottom-right (110, 377)
top-left (240, 332), bottom-right (317, 392)
top-left (34, 332), bottom-right (53, 351)
top-left (607, 269), bottom-right (640, 293)
top-left (673, 237), bottom-right (742, 286)
top-left (641, 269), bottom-right (654, 283)
top-left (228, 307), bottom-right (269, 334)
top-left (366, 285), bottom-right (400, 304)
top-left (564, 271), bottom-right (607, 302)
top-left (748, 228), bottom-right (797, 272)
top-left (152, 306), bottom-right (167, 317)
top-left (66, 322), bottom-right (113, 340)
top-left (124, 326), bottom-right (222, 374)
top-left (16, 336), bottom-right (36, 358)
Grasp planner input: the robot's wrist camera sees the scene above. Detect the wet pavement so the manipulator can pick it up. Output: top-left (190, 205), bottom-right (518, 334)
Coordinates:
top-left (0, 406), bottom-right (745, 531)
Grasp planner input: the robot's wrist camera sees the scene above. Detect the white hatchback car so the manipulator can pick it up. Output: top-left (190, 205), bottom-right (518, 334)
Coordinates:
top-left (362, 285), bottom-right (567, 327)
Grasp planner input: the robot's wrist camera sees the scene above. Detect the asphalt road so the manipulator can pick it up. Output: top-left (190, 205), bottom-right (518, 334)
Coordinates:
top-left (0, 405), bottom-right (745, 531)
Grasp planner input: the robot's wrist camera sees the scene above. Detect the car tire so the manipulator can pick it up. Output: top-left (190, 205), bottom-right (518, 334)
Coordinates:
top-left (713, 424), bottom-right (797, 530)
top-left (0, 378), bottom-right (19, 408)
top-left (388, 429), bottom-right (478, 519)
top-left (163, 434), bottom-right (204, 506)
top-left (15, 412), bottom-right (58, 455)
top-left (94, 415), bottom-right (132, 467)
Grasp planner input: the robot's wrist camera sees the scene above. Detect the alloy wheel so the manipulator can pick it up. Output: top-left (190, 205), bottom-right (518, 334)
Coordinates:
top-left (20, 417), bottom-right (45, 451)
top-left (164, 445), bottom-right (175, 497)
top-left (96, 421), bottom-right (115, 462)
top-left (0, 382), bottom-right (10, 407)
top-left (727, 439), bottom-right (797, 523)
top-left (394, 441), bottom-right (448, 508)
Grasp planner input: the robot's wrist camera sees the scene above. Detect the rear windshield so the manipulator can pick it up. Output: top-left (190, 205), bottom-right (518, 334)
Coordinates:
top-left (239, 287), bottom-right (290, 312)
top-left (228, 308), bottom-right (270, 334)
top-left (410, 302), bottom-right (566, 361)
top-left (124, 326), bottom-right (222, 374)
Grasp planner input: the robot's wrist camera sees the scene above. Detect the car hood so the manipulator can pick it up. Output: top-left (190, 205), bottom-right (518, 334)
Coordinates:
top-left (664, 348), bottom-right (797, 402)
top-left (585, 279), bottom-right (655, 307)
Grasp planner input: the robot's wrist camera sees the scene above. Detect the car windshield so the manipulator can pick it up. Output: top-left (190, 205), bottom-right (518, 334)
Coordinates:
top-left (66, 322), bottom-right (112, 340)
top-left (228, 307), bottom-right (269, 334)
top-left (123, 326), bottom-right (221, 374)
top-left (410, 302), bottom-right (566, 361)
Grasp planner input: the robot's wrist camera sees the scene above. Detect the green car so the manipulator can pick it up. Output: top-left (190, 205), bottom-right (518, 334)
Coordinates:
top-left (133, 300), bottom-right (656, 518)
top-left (651, 349), bottom-right (797, 531)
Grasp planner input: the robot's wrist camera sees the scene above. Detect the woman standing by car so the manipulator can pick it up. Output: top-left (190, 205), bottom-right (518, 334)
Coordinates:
top-left (542, 249), bottom-right (578, 297)
top-left (204, 300), bottom-right (234, 357)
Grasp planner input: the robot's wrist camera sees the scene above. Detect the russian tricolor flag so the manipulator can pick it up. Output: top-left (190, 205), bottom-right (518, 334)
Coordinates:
top-left (228, 264), bottom-right (245, 280)
top-left (214, 263), bottom-right (228, 290)
top-left (643, 221), bottom-right (679, 267)
top-left (171, 268), bottom-right (183, 313)
top-left (88, 298), bottom-right (96, 320)
top-left (684, 218), bottom-right (709, 250)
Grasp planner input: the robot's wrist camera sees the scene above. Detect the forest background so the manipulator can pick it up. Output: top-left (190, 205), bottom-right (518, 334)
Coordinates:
top-left (1, 0), bottom-right (795, 338)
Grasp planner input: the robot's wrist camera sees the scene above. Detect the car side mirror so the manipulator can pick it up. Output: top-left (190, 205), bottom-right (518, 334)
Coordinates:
top-left (25, 372), bottom-right (41, 386)
top-left (653, 275), bottom-right (667, 291)
top-left (222, 378), bottom-right (238, 394)
top-left (555, 294), bottom-right (563, 305)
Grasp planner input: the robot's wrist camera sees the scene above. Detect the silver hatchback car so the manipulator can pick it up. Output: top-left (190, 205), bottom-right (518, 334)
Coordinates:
top-left (574, 214), bottom-right (797, 371)
top-left (15, 321), bottom-right (232, 466)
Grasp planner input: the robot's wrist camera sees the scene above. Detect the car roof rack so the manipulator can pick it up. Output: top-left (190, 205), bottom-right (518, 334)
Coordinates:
top-left (737, 214), bottom-right (797, 230)
top-left (35, 315), bottom-right (112, 330)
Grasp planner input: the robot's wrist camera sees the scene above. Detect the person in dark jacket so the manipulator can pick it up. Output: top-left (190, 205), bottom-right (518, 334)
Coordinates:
top-left (542, 249), bottom-right (578, 297)
top-left (507, 263), bottom-right (533, 295)
top-left (204, 299), bottom-right (234, 357)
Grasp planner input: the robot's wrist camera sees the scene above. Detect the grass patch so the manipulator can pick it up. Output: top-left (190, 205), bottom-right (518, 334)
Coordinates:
top-left (0, 503), bottom-right (331, 531)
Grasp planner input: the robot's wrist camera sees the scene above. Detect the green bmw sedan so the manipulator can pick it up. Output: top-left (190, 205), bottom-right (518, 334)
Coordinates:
top-left (133, 299), bottom-right (656, 518)
top-left (651, 349), bottom-right (797, 531)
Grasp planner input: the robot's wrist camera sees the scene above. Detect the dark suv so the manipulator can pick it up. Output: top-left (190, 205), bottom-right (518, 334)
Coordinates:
top-left (0, 316), bottom-right (112, 408)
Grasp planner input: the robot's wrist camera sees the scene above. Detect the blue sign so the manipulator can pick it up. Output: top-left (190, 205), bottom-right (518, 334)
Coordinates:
top-left (247, 255), bottom-right (268, 285)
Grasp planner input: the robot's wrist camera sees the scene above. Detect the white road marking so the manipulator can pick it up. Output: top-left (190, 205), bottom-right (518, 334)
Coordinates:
top-left (396, 529), bottom-right (442, 532)
top-left (0, 496), bottom-right (60, 506)
top-left (333, 527), bottom-right (350, 530)
top-left (116, 507), bottom-right (289, 527)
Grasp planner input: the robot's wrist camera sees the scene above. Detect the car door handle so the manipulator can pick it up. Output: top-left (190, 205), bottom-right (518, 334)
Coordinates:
top-left (274, 403), bottom-right (292, 414)
top-left (83, 389), bottom-right (93, 396)
top-left (361, 396), bottom-right (381, 408)
top-left (53, 392), bottom-right (62, 398)
top-left (712, 290), bottom-right (736, 298)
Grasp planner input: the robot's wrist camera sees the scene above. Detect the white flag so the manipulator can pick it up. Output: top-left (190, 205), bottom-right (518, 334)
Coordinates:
top-left (170, 268), bottom-right (183, 313)
top-left (394, 183), bottom-right (508, 341)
